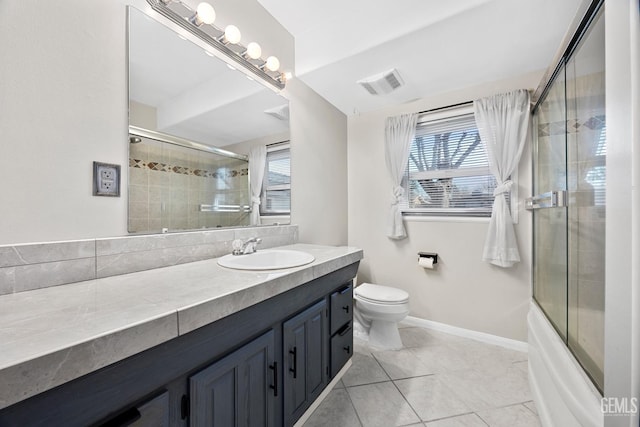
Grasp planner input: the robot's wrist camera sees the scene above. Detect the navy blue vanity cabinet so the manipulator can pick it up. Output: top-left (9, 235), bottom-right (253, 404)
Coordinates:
top-left (0, 262), bottom-right (359, 427)
top-left (329, 285), bottom-right (353, 377)
top-left (283, 299), bottom-right (328, 426)
top-left (189, 330), bottom-right (277, 427)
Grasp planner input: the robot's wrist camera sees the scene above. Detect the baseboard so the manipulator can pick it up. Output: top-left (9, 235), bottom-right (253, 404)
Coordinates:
top-left (293, 358), bottom-right (352, 427)
top-left (403, 315), bottom-right (528, 353)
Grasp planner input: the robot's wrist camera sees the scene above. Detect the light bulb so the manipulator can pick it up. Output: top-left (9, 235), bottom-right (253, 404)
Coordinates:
top-left (246, 42), bottom-right (262, 60)
top-left (192, 2), bottom-right (215, 26)
top-left (284, 71), bottom-right (293, 80)
top-left (265, 56), bottom-right (280, 72)
top-left (224, 25), bottom-right (241, 44)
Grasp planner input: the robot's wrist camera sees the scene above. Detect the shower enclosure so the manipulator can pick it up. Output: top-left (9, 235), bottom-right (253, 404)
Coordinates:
top-left (528, 2), bottom-right (605, 424)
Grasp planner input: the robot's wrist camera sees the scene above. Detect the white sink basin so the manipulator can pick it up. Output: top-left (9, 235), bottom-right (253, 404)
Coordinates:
top-left (217, 249), bottom-right (315, 271)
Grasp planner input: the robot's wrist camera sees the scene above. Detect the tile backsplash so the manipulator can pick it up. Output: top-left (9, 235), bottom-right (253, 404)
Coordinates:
top-left (129, 136), bottom-right (251, 233)
top-left (0, 225), bottom-right (298, 296)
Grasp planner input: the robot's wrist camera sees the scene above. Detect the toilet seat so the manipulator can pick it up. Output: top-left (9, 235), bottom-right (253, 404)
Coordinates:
top-left (355, 283), bottom-right (409, 305)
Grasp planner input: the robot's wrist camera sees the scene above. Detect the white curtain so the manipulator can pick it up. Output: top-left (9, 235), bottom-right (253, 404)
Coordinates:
top-left (384, 113), bottom-right (418, 239)
top-left (474, 89), bottom-right (530, 267)
top-left (248, 145), bottom-right (267, 225)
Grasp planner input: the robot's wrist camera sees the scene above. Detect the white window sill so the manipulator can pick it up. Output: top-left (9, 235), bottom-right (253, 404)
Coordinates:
top-left (259, 215), bottom-right (291, 225)
top-left (402, 215), bottom-right (491, 223)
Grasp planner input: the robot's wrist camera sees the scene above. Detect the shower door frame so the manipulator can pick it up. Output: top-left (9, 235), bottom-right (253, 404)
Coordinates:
top-left (529, 0), bottom-right (606, 394)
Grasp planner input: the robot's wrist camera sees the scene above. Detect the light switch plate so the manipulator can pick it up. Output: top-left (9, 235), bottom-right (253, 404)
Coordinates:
top-left (93, 162), bottom-right (121, 197)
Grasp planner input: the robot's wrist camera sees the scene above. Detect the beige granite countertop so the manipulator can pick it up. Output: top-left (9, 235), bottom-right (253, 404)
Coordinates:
top-left (0, 243), bottom-right (363, 409)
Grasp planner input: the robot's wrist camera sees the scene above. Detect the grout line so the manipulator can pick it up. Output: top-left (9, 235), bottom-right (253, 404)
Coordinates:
top-left (369, 350), bottom-right (393, 380)
top-left (94, 238), bottom-right (98, 279)
top-left (343, 378), bottom-right (394, 389)
top-left (522, 400), bottom-right (538, 416)
top-left (388, 376), bottom-right (422, 424)
top-left (474, 411), bottom-right (492, 426)
top-left (422, 411), bottom-right (481, 425)
top-left (342, 385), bottom-right (365, 427)
top-left (390, 373), bottom-right (437, 383)
top-left (175, 309), bottom-right (181, 336)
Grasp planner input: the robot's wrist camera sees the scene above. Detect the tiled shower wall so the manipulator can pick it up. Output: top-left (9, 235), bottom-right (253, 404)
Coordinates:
top-left (0, 225), bottom-right (298, 296)
top-left (129, 136), bottom-right (251, 233)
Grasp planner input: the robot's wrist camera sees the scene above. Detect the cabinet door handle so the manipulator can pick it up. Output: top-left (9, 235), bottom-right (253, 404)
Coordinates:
top-left (342, 305), bottom-right (350, 313)
top-left (289, 347), bottom-right (297, 379)
top-left (180, 395), bottom-right (189, 420)
top-left (269, 362), bottom-right (278, 397)
top-left (343, 345), bottom-right (351, 354)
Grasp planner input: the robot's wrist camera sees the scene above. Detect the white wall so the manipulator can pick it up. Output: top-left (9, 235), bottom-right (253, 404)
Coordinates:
top-left (129, 101), bottom-right (157, 130)
top-left (348, 71), bottom-right (542, 341)
top-left (287, 79), bottom-right (349, 246)
top-left (0, 0), bottom-right (347, 247)
top-left (603, 0), bottom-right (640, 425)
top-left (0, 0), bottom-right (128, 245)
top-left (225, 79), bottom-right (350, 245)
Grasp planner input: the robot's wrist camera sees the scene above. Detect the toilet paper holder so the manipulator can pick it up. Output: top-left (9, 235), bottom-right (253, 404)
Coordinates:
top-left (417, 252), bottom-right (438, 265)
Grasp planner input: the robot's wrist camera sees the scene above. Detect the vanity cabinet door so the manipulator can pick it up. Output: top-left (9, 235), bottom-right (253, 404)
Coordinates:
top-left (189, 330), bottom-right (276, 427)
top-left (282, 299), bottom-right (328, 426)
top-left (330, 323), bottom-right (353, 378)
top-left (330, 284), bottom-right (353, 377)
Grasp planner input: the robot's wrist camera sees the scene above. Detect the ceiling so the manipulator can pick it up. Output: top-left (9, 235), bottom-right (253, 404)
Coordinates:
top-left (258, 0), bottom-right (583, 115)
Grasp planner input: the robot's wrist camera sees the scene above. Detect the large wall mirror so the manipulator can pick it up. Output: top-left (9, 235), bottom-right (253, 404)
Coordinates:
top-left (127, 6), bottom-right (289, 233)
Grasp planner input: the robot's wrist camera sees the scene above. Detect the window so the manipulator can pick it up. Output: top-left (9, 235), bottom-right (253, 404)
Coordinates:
top-left (403, 107), bottom-right (502, 217)
top-left (261, 144), bottom-right (291, 214)
top-left (583, 123), bottom-right (606, 207)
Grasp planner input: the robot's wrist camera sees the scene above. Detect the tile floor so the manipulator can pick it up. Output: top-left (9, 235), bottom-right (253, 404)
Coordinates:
top-left (303, 324), bottom-right (540, 427)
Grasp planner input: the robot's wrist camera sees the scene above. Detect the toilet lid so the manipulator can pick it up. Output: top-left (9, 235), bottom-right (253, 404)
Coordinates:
top-left (355, 283), bottom-right (409, 304)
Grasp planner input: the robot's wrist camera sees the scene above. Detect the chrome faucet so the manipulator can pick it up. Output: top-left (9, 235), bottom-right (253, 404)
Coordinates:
top-left (232, 237), bottom-right (262, 255)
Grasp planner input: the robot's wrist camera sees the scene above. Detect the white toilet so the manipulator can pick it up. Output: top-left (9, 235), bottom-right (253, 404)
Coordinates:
top-left (353, 283), bottom-right (410, 350)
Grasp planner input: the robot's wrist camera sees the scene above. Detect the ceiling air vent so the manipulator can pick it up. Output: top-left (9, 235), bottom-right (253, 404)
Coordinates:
top-left (357, 68), bottom-right (404, 95)
top-left (263, 104), bottom-right (290, 121)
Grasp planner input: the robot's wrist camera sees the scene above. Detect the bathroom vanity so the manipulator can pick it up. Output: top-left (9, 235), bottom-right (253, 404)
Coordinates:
top-left (0, 244), bottom-right (361, 426)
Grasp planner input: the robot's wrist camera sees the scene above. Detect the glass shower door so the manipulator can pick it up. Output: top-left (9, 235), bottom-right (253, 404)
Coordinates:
top-left (531, 7), bottom-right (605, 392)
top-left (565, 9), bottom-right (605, 391)
top-left (532, 68), bottom-right (568, 340)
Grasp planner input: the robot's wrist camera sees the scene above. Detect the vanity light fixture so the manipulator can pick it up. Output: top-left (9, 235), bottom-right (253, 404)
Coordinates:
top-left (188, 2), bottom-right (216, 27)
top-left (222, 25), bottom-right (241, 45)
top-left (244, 42), bottom-right (262, 60)
top-left (146, 0), bottom-right (285, 90)
top-left (264, 56), bottom-right (280, 72)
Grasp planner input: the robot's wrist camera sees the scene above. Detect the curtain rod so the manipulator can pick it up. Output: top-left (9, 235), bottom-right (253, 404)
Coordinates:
top-left (418, 101), bottom-right (473, 115)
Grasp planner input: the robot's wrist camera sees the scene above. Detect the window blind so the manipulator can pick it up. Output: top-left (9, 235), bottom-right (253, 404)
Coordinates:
top-left (403, 113), bottom-right (499, 216)
top-left (584, 124), bottom-right (606, 207)
top-left (261, 146), bottom-right (291, 214)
